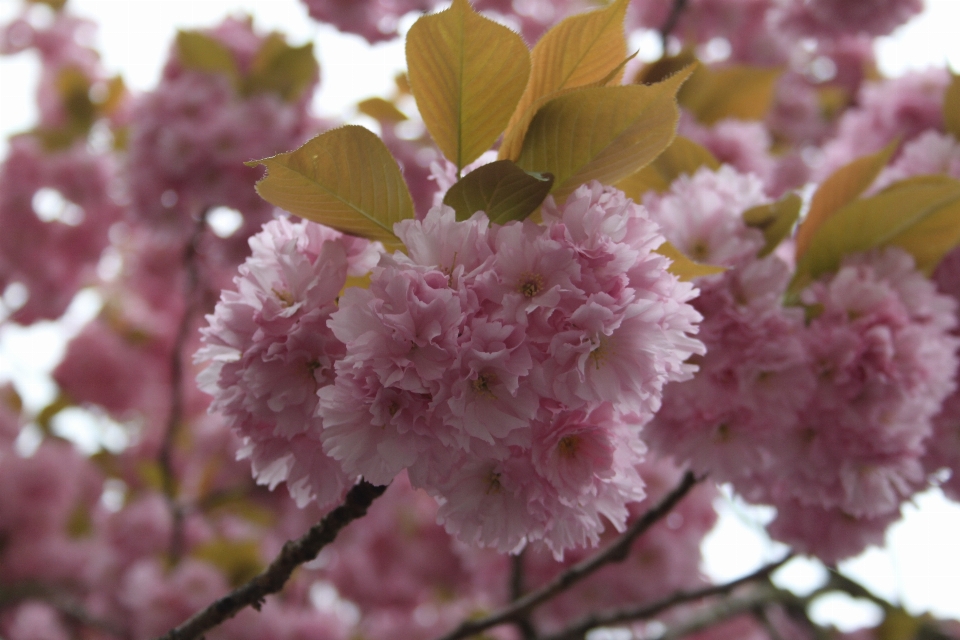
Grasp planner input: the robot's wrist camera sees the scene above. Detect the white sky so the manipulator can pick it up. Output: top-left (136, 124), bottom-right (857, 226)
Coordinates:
top-left (2, 0), bottom-right (960, 631)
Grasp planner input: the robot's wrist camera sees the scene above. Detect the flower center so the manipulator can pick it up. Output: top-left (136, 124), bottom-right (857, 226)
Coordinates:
top-left (272, 288), bottom-right (296, 307)
top-left (589, 335), bottom-right (609, 370)
top-left (558, 435), bottom-right (579, 458)
top-left (471, 372), bottom-right (498, 399)
top-left (517, 272), bottom-right (544, 298)
top-left (486, 470), bottom-right (502, 495)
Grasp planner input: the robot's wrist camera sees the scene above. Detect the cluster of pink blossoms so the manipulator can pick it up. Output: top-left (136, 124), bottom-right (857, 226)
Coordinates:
top-left (644, 165), bottom-right (960, 563)
top-left (198, 216), bottom-right (381, 509)
top-left (125, 17), bottom-right (319, 236)
top-left (200, 181), bottom-right (704, 557)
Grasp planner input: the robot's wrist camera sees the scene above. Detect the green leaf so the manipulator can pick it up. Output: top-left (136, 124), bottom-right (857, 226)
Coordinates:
top-left (244, 34), bottom-right (318, 101)
top-left (357, 97), bottom-right (408, 123)
top-left (35, 392), bottom-right (73, 434)
top-left (192, 539), bottom-right (264, 587)
top-left (66, 503), bottom-right (93, 538)
top-left (633, 49), bottom-right (697, 85)
top-left (516, 68), bottom-right (691, 201)
top-left (443, 160), bottom-right (554, 224)
top-left (791, 175), bottom-right (960, 293)
top-left (615, 136), bottom-right (719, 198)
top-left (944, 71), bottom-right (960, 140)
top-left (406, 0), bottom-right (530, 170)
top-left (742, 193), bottom-right (802, 258)
top-left (248, 125), bottom-right (414, 250)
top-left (33, 66), bottom-right (98, 150)
top-left (655, 241), bottom-right (727, 281)
top-left (500, 0), bottom-right (629, 161)
top-left (175, 30), bottom-right (240, 86)
top-left (795, 141), bottom-right (897, 259)
top-left (27, 0), bottom-right (67, 10)
top-left (678, 64), bottom-right (781, 124)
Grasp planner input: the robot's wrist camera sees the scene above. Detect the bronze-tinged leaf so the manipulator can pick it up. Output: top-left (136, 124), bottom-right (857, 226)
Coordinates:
top-left (192, 539), bottom-right (264, 587)
top-left (633, 49), bottom-right (697, 85)
top-left (655, 241), bottom-right (727, 281)
top-left (97, 76), bottom-right (127, 115)
top-left (876, 608), bottom-right (923, 640)
top-left (175, 30), bottom-right (240, 85)
top-left (516, 68), bottom-right (691, 202)
top-left (678, 64), bottom-right (781, 125)
top-left (27, 0), bottom-right (66, 10)
top-left (245, 34), bottom-right (318, 101)
top-left (500, 0), bottom-right (629, 161)
top-left (742, 192), bottom-right (802, 258)
top-left (790, 175), bottom-right (960, 293)
top-left (248, 125), bottom-right (414, 250)
top-left (944, 71), bottom-right (960, 140)
top-left (406, 0), bottom-right (530, 170)
top-left (357, 97), bottom-right (409, 123)
top-left (794, 141), bottom-right (897, 259)
top-left (443, 160), bottom-right (554, 224)
top-left (615, 136), bottom-right (719, 199)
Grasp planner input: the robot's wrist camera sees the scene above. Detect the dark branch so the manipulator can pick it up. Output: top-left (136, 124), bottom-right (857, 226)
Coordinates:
top-left (0, 583), bottom-right (127, 638)
top-left (656, 583), bottom-right (783, 640)
top-left (509, 551), bottom-right (537, 640)
top-left (539, 554), bottom-right (793, 640)
top-left (158, 211), bottom-right (209, 562)
top-left (659, 0), bottom-right (689, 51)
top-left (153, 480), bottom-right (387, 640)
top-left (433, 471), bottom-right (700, 640)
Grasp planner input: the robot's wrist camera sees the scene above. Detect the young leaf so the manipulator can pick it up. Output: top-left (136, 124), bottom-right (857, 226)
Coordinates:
top-left (944, 71), bottom-right (960, 140)
top-left (794, 141), bottom-right (897, 259)
top-left (742, 192), bottom-right (802, 258)
top-left (791, 175), bottom-right (960, 293)
top-left (633, 49), bottom-right (697, 85)
top-left (248, 125), bottom-right (415, 250)
top-left (27, 0), bottom-right (66, 10)
top-left (500, 0), bottom-right (629, 160)
top-left (615, 136), bottom-right (719, 198)
top-left (442, 160), bottom-right (554, 224)
top-left (655, 241), bottom-right (727, 280)
top-left (678, 64), bottom-right (781, 124)
top-left (357, 97), bottom-right (408, 123)
top-left (245, 34), bottom-right (318, 101)
top-left (192, 539), bottom-right (264, 587)
top-left (406, 0), bottom-right (530, 170)
top-left (516, 68), bottom-right (691, 201)
top-left (175, 30), bottom-right (240, 86)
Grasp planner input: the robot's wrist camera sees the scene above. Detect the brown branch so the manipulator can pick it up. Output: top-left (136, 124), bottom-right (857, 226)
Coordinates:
top-left (539, 554), bottom-right (793, 640)
top-left (0, 583), bottom-right (127, 638)
top-left (153, 480), bottom-right (387, 640)
top-left (660, 0), bottom-right (689, 50)
top-left (656, 583), bottom-right (784, 640)
top-left (510, 550), bottom-right (537, 640)
top-left (433, 471), bottom-right (700, 640)
top-left (158, 211), bottom-right (209, 562)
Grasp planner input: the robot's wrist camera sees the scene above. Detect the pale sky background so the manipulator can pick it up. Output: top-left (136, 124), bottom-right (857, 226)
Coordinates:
top-left (2, 0), bottom-right (960, 632)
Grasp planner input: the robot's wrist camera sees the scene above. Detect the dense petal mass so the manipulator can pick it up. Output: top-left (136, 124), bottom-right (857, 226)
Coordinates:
top-left (318, 183), bottom-right (704, 556)
top-left (197, 217), bottom-right (380, 507)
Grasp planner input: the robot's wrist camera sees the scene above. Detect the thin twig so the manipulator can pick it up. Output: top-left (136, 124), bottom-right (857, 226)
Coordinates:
top-left (153, 480), bottom-right (387, 640)
top-left (753, 605), bottom-right (786, 640)
top-left (539, 554), bottom-right (793, 640)
top-left (158, 211), bottom-right (209, 562)
top-left (0, 584), bottom-right (127, 638)
top-left (655, 583), bottom-right (783, 640)
top-left (433, 471), bottom-right (699, 640)
top-left (510, 551), bottom-right (537, 640)
top-left (660, 0), bottom-right (689, 51)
